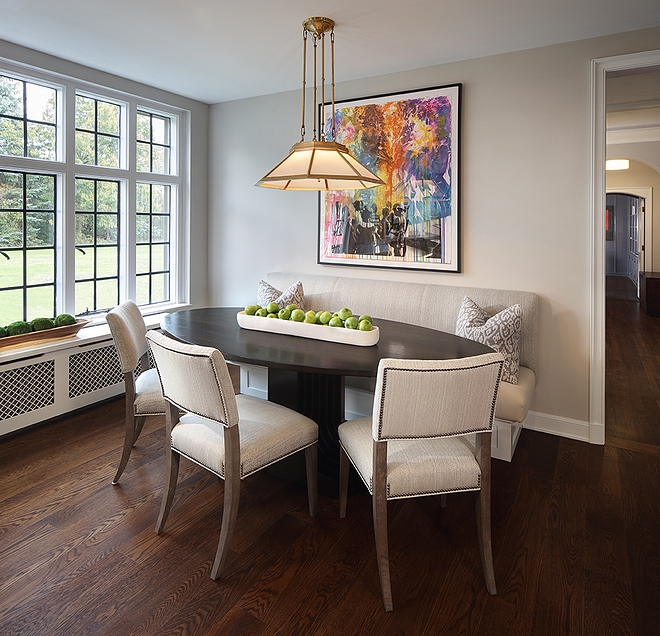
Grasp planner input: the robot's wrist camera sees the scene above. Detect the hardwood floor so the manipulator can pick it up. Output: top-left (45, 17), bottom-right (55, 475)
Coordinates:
top-left (1, 290), bottom-right (658, 634)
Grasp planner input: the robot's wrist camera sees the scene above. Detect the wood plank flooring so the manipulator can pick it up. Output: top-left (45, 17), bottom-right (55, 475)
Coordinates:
top-left (1, 284), bottom-right (657, 634)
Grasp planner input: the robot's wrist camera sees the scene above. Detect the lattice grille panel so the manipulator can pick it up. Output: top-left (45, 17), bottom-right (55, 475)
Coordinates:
top-left (0, 360), bottom-right (55, 419)
top-left (69, 345), bottom-right (123, 398)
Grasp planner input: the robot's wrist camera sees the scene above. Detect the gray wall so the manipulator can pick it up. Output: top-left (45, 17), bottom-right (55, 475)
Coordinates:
top-left (208, 27), bottom-right (660, 429)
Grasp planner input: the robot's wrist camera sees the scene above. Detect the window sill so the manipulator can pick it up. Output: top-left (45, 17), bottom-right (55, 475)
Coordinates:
top-left (0, 303), bottom-right (191, 365)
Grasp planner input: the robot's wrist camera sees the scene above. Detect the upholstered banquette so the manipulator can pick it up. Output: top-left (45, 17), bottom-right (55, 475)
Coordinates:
top-left (257, 272), bottom-right (538, 461)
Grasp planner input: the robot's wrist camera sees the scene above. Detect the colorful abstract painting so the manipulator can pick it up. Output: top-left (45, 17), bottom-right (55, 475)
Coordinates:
top-left (318, 85), bottom-right (460, 271)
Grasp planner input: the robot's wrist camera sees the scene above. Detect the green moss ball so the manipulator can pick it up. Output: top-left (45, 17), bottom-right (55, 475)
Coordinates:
top-left (30, 317), bottom-right (55, 331)
top-left (54, 313), bottom-right (77, 327)
top-left (7, 321), bottom-right (31, 336)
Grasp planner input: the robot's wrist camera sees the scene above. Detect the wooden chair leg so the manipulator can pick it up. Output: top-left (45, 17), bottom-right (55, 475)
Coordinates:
top-left (339, 444), bottom-right (350, 518)
top-left (156, 403), bottom-right (181, 534)
top-left (133, 415), bottom-right (147, 445)
top-left (112, 373), bottom-right (138, 485)
top-left (211, 426), bottom-right (241, 580)
top-left (305, 443), bottom-right (318, 517)
top-left (373, 440), bottom-right (393, 612)
top-left (476, 432), bottom-right (497, 595)
top-left (155, 448), bottom-right (180, 534)
top-left (112, 415), bottom-right (136, 484)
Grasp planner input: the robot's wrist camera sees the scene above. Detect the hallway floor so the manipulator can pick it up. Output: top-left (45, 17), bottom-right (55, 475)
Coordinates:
top-left (606, 275), bottom-right (660, 446)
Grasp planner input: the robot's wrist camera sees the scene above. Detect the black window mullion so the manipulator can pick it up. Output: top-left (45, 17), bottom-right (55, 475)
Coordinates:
top-left (21, 173), bottom-right (27, 319)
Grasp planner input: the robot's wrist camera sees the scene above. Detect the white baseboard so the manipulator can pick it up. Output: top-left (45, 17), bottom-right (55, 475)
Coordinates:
top-left (524, 411), bottom-right (591, 443)
top-left (234, 368), bottom-right (600, 454)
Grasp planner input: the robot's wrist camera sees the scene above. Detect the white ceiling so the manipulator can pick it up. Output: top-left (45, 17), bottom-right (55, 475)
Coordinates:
top-left (0, 0), bottom-right (658, 104)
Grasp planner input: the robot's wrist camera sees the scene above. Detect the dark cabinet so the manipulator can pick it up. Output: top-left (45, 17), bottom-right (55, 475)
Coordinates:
top-left (639, 272), bottom-right (660, 316)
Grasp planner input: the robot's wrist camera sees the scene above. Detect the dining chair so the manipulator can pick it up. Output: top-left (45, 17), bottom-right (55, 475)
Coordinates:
top-left (338, 352), bottom-right (504, 611)
top-left (145, 329), bottom-right (318, 580)
top-left (106, 300), bottom-right (167, 484)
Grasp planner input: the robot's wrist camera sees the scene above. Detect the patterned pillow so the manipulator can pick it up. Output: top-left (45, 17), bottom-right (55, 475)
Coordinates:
top-left (455, 296), bottom-right (522, 384)
top-left (257, 280), bottom-right (305, 310)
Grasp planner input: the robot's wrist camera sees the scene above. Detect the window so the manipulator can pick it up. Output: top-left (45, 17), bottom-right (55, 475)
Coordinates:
top-left (136, 182), bottom-right (170, 306)
top-left (75, 95), bottom-right (121, 168)
top-left (75, 177), bottom-right (120, 314)
top-left (0, 169), bottom-right (56, 326)
top-left (0, 74), bottom-right (57, 160)
top-left (136, 111), bottom-right (171, 174)
top-left (0, 64), bottom-right (188, 326)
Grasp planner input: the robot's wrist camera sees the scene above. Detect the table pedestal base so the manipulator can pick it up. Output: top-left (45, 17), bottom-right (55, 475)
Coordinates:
top-left (268, 368), bottom-right (363, 497)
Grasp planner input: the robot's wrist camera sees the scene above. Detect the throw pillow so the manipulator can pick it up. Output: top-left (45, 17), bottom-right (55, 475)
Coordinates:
top-left (257, 280), bottom-right (305, 311)
top-left (455, 296), bottom-right (522, 384)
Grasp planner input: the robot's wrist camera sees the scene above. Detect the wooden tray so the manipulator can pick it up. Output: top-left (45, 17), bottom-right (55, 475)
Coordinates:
top-left (237, 311), bottom-right (379, 347)
top-left (0, 319), bottom-right (91, 349)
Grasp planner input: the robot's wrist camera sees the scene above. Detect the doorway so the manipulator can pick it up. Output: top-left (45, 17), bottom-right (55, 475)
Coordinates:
top-left (590, 49), bottom-right (660, 444)
top-left (605, 192), bottom-right (644, 293)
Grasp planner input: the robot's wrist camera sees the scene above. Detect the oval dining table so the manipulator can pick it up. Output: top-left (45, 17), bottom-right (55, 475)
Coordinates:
top-left (161, 307), bottom-right (493, 495)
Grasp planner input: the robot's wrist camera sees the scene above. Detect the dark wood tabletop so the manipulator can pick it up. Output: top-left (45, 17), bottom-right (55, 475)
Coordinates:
top-left (161, 307), bottom-right (494, 376)
top-left (161, 307), bottom-right (495, 493)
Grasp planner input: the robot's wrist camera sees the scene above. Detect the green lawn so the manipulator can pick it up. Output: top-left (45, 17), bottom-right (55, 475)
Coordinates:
top-left (0, 247), bottom-right (168, 326)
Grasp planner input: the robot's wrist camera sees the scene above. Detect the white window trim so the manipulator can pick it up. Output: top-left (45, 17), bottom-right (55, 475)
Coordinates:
top-left (0, 56), bottom-right (191, 324)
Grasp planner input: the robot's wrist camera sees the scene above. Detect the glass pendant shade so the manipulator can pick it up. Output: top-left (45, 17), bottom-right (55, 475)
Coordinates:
top-left (257, 141), bottom-right (383, 190)
top-left (256, 17), bottom-right (384, 191)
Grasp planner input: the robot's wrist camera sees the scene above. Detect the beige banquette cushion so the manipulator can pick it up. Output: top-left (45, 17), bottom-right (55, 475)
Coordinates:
top-left (266, 272), bottom-right (538, 424)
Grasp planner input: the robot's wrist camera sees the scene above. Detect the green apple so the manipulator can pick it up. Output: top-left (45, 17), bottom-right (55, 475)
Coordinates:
top-left (304, 310), bottom-right (317, 323)
top-left (358, 319), bottom-right (373, 331)
top-left (278, 308), bottom-right (291, 320)
top-left (315, 311), bottom-right (324, 324)
top-left (358, 314), bottom-right (372, 324)
top-left (266, 302), bottom-right (280, 314)
top-left (244, 304), bottom-right (260, 315)
top-left (329, 316), bottom-right (344, 327)
top-left (319, 311), bottom-right (333, 325)
top-left (338, 307), bottom-right (352, 321)
top-left (267, 313), bottom-right (278, 318)
top-left (344, 316), bottom-right (359, 329)
top-left (286, 304), bottom-right (298, 312)
top-left (255, 308), bottom-right (268, 317)
top-left (290, 308), bottom-right (305, 322)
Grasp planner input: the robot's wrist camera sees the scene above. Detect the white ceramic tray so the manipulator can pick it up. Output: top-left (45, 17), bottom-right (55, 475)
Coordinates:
top-left (236, 311), bottom-right (379, 347)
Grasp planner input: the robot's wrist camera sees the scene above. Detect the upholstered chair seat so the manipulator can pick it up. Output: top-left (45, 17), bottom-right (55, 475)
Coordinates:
top-left (339, 418), bottom-right (481, 498)
top-left (171, 395), bottom-right (318, 478)
top-left (133, 368), bottom-right (168, 415)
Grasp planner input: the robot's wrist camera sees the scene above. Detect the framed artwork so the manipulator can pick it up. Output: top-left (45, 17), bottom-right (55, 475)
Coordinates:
top-left (605, 205), bottom-right (614, 241)
top-left (318, 84), bottom-right (461, 272)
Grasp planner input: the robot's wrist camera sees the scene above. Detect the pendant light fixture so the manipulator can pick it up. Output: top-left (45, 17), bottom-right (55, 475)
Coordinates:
top-left (256, 17), bottom-right (384, 191)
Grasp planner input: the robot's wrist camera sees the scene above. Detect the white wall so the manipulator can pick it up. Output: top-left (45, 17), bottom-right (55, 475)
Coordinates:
top-left (0, 38), bottom-right (211, 309)
top-left (209, 27), bottom-right (659, 432)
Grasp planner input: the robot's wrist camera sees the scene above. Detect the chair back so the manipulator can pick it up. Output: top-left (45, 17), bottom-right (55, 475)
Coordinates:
top-left (146, 330), bottom-right (239, 428)
top-left (373, 353), bottom-right (504, 441)
top-left (106, 300), bottom-right (148, 373)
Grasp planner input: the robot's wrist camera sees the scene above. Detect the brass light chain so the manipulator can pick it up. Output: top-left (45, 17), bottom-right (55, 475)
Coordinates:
top-left (301, 29), bottom-right (307, 141)
top-left (330, 29), bottom-right (336, 142)
top-left (312, 31), bottom-right (318, 141)
top-left (320, 28), bottom-right (326, 141)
